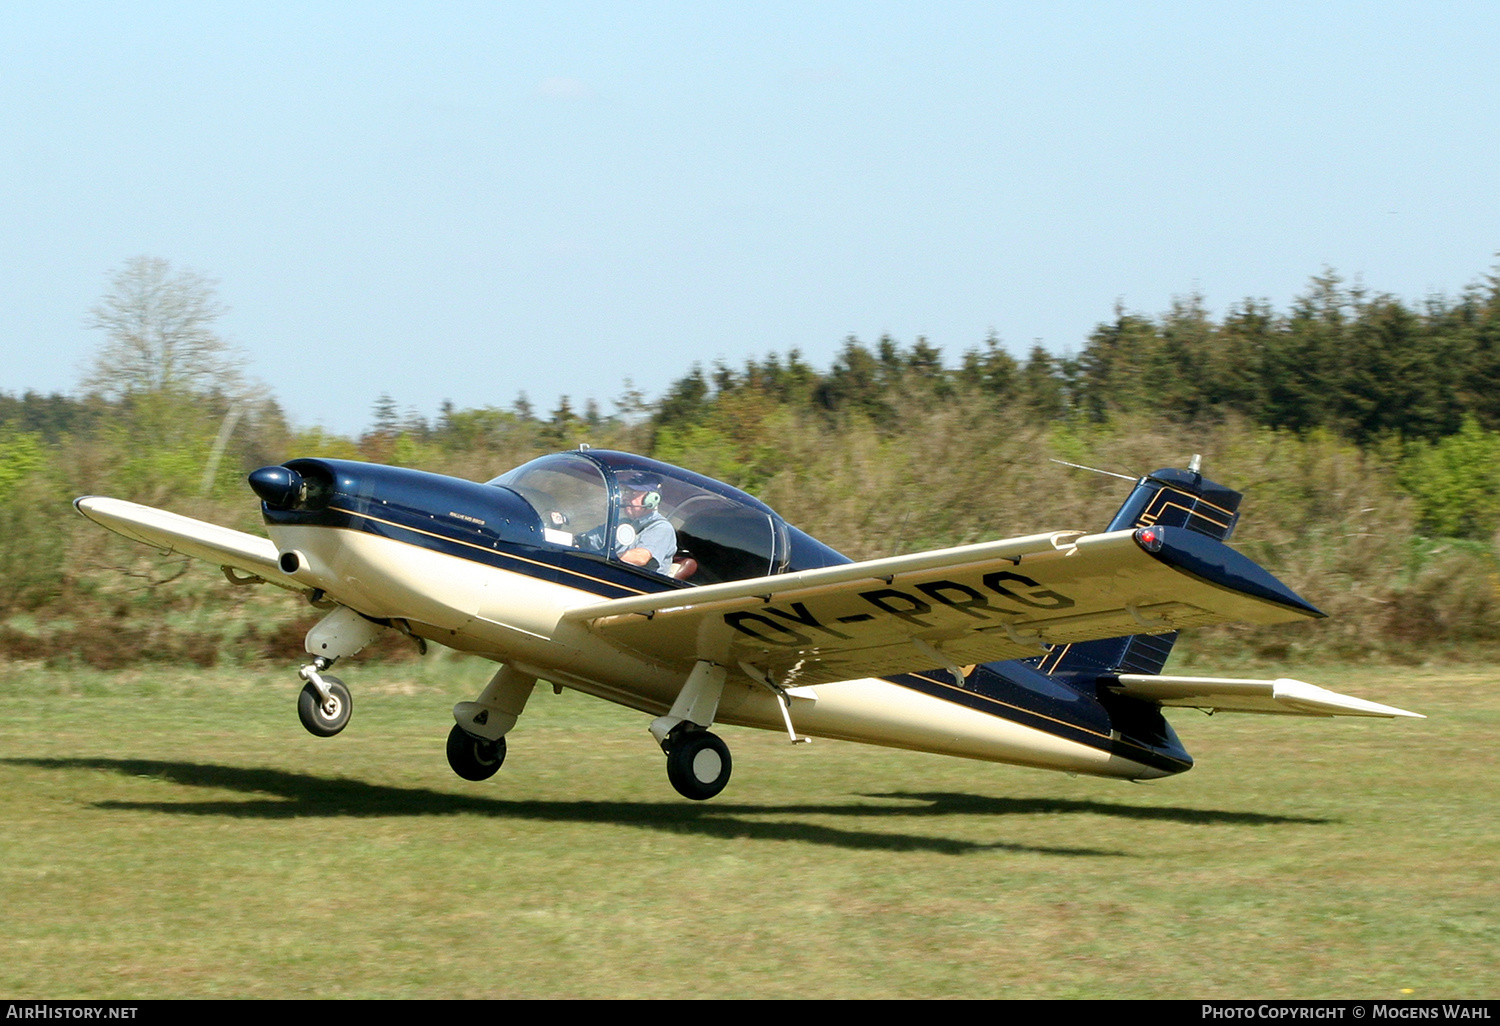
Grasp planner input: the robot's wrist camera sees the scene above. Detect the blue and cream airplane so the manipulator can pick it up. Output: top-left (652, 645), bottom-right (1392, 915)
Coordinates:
top-left (74, 449), bottom-right (1418, 800)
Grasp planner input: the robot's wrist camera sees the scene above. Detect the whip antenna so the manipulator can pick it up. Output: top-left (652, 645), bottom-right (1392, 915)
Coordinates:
top-left (1048, 458), bottom-right (1139, 482)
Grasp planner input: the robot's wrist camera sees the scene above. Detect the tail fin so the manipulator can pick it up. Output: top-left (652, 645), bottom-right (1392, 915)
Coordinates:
top-left (1033, 465), bottom-right (1244, 677)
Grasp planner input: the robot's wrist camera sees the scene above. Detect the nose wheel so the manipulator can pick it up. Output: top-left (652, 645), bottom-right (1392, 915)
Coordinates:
top-left (297, 675), bottom-right (352, 737)
top-left (665, 729), bottom-right (732, 801)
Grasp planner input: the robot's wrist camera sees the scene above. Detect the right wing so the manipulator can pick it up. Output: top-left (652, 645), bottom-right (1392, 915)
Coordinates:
top-left (562, 525), bottom-right (1326, 686)
top-left (74, 496), bottom-right (304, 593)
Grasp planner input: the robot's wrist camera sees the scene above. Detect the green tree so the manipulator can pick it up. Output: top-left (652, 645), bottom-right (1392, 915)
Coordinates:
top-left (1205, 299), bottom-right (1275, 419)
top-left (1332, 296), bottom-right (1459, 443)
top-left (813, 337), bottom-right (893, 426)
top-left (1019, 345), bottom-right (1067, 421)
top-left (0, 429), bottom-right (65, 609)
top-left (1155, 294), bottom-right (1214, 422)
top-left (958, 332), bottom-right (1018, 397)
top-left (1076, 307), bottom-right (1161, 420)
top-left (1452, 265), bottom-right (1500, 430)
top-left (655, 366), bottom-right (712, 430)
top-left (1397, 417), bottom-right (1500, 539)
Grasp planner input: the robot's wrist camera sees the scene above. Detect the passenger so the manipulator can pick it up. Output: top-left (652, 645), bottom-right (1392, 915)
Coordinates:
top-left (616, 472), bottom-right (677, 575)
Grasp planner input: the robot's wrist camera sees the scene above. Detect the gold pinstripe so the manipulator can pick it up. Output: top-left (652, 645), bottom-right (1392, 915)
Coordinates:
top-left (906, 670), bottom-right (1112, 741)
top-left (1145, 494), bottom-right (1233, 531)
top-left (1037, 486), bottom-right (1232, 677)
top-left (326, 505), bottom-right (650, 597)
top-left (904, 670), bottom-right (1188, 766)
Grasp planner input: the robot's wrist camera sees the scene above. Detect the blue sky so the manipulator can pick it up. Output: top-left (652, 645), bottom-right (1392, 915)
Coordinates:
top-left (4, 2), bottom-right (1499, 435)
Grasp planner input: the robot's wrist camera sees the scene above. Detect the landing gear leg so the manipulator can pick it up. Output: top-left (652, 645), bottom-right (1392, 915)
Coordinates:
top-left (652, 660), bottom-right (733, 801)
top-left (448, 665), bottom-right (536, 781)
top-left (297, 664), bottom-right (351, 737)
top-left (294, 605), bottom-right (386, 738)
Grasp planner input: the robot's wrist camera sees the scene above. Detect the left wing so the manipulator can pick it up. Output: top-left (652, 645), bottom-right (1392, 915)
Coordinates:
top-left (74, 496), bottom-right (304, 592)
top-left (563, 525), bottom-right (1324, 686)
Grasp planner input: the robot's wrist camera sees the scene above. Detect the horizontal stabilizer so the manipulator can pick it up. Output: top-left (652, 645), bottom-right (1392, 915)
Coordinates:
top-left (1109, 674), bottom-right (1423, 718)
top-left (74, 496), bottom-right (302, 592)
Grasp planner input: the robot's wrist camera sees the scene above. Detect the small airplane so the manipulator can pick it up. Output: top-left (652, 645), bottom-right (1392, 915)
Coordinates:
top-left (74, 448), bottom-right (1420, 800)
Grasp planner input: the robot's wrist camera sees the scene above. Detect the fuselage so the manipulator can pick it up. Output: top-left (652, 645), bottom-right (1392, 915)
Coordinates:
top-left (253, 453), bottom-right (1193, 781)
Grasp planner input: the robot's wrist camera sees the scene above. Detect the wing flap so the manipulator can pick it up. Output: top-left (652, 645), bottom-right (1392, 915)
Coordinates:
top-left (565, 527), bottom-right (1325, 685)
top-left (74, 496), bottom-right (301, 591)
top-left (1110, 674), bottom-right (1423, 718)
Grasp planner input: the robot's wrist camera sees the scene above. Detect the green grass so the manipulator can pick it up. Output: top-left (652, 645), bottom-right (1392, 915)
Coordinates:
top-left (1, 655), bottom-right (1495, 999)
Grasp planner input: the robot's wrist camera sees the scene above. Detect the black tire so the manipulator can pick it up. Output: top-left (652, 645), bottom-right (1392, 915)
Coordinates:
top-left (665, 730), bottom-right (732, 801)
top-left (447, 723), bottom-right (507, 781)
top-left (297, 676), bottom-right (352, 737)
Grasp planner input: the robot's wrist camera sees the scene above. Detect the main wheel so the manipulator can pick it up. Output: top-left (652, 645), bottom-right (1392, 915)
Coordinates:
top-left (297, 676), bottom-right (352, 737)
top-left (447, 723), bottom-right (507, 781)
top-left (665, 730), bottom-right (732, 801)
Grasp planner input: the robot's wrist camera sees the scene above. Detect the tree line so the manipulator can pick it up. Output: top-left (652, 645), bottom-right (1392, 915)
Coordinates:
top-left (12, 258), bottom-right (1500, 460)
top-left (647, 266), bottom-right (1500, 444)
top-left (4, 256), bottom-right (1500, 664)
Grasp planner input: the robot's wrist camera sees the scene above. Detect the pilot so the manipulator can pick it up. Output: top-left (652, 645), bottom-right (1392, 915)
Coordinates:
top-left (616, 471), bottom-right (678, 576)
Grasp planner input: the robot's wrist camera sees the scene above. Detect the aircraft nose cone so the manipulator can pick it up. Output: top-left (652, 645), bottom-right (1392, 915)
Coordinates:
top-left (248, 465), bottom-right (305, 509)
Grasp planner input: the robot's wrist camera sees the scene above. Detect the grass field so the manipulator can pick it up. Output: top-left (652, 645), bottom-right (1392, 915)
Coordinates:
top-left (1, 654), bottom-right (1495, 999)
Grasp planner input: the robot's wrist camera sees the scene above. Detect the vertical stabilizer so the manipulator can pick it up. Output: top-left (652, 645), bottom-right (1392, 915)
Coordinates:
top-left (1033, 465), bottom-right (1243, 677)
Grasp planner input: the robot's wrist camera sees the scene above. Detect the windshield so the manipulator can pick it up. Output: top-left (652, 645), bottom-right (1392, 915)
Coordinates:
top-left (490, 451), bottom-right (787, 584)
top-left (490, 453), bottom-right (611, 554)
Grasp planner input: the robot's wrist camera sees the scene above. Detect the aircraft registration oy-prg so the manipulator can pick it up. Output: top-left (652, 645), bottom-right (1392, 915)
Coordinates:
top-left (75, 448), bottom-right (1420, 800)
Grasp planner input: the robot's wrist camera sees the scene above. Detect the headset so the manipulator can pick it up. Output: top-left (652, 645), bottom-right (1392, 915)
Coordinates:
top-left (619, 472), bottom-right (662, 511)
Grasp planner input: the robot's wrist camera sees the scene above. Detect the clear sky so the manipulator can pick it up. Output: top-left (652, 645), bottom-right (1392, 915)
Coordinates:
top-left (4, 2), bottom-right (1498, 436)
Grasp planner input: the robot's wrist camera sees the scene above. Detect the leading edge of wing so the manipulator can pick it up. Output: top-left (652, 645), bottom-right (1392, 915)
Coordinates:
top-left (74, 495), bottom-right (297, 589)
top-left (564, 525), bottom-right (1326, 684)
top-left (562, 527), bottom-right (1327, 686)
top-left (563, 526), bottom-right (1322, 626)
top-left (562, 530), bottom-right (1088, 622)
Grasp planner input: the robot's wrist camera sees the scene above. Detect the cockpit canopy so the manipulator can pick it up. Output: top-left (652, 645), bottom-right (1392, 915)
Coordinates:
top-left (489, 450), bottom-right (844, 584)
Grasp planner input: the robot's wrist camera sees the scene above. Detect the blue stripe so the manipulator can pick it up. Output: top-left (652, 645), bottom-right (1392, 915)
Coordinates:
top-left (886, 668), bottom-right (1192, 774)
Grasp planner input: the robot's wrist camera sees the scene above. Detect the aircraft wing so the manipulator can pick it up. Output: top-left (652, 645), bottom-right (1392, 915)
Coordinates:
top-left (74, 496), bottom-right (303, 592)
top-left (1107, 674), bottom-right (1423, 718)
top-left (563, 525), bottom-right (1326, 686)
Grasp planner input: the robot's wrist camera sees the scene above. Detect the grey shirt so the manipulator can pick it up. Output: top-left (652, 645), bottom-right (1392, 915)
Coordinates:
top-left (618, 512), bottom-right (678, 574)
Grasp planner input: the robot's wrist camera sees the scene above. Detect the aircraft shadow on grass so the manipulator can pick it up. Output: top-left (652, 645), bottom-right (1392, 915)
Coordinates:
top-left (8, 757), bottom-right (1331, 858)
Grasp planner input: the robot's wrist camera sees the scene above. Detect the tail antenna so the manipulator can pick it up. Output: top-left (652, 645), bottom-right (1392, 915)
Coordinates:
top-left (1048, 458), bottom-right (1139, 482)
